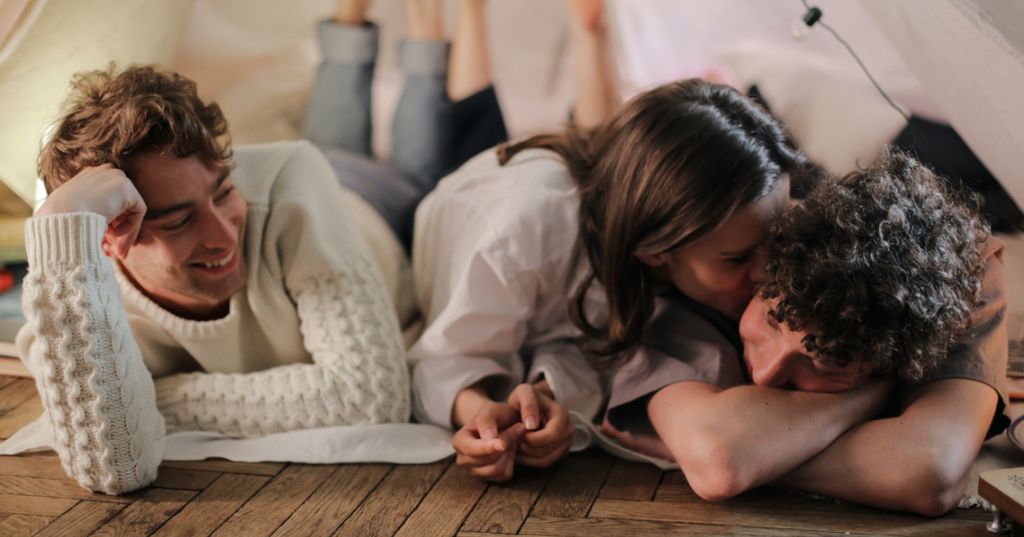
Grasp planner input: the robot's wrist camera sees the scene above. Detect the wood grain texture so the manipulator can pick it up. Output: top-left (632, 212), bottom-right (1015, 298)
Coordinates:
top-left (517, 515), bottom-right (842, 536)
top-left (0, 375), bottom-right (1005, 537)
top-left (0, 452), bottom-right (73, 481)
top-left (0, 514), bottom-right (56, 536)
top-left (460, 467), bottom-right (553, 534)
top-left (590, 497), bottom-right (990, 535)
top-left (0, 493), bottom-right (77, 516)
top-left (151, 467), bottom-right (222, 490)
top-left (159, 459), bottom-right (284, 476)
top-left (0, 392), bottom-right (41, 438)
top-left (660, 470), bottom-right (686, 485)
top-left (531, 449), bottom-right (614, 518)
top-left (395, 462), bottom-right (489, 537)
top-left (152, 472), bottom-right (269, 537)
top-left (213, 464), bottom-right (332, 537)
top-left (92, 488), bottom-right (197, 537)
top-left (0, 475), bottom-right (138, 503)
top-left (598, 459), bottom-right (662, 501)
top-left (32, 500), bottom-right (124, 537)
top-left (334, 460), bottom-right (450, 537)
top-left (0, 378), bottom-right (36, 414)
top-left (271, 464), bottom-right (392, 537)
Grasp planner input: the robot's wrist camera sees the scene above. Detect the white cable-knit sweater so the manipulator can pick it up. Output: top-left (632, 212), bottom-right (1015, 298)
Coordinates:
top-left (18, 141), bottom-right (410, 495)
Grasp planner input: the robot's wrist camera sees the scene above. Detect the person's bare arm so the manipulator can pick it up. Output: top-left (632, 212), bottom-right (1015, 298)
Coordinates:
top-left (647, 379), bottom-right (891, 501)
top-left (775, 378), bottom-right (997, 516)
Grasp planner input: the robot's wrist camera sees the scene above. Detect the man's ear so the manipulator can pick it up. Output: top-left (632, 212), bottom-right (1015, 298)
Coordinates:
top-left (634, 252), bottom-right (669, 267)
top-left (101, 230), bottom-right (121, 259)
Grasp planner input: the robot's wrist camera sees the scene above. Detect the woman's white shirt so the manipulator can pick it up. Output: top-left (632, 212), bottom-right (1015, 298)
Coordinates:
top-left (409, 148), bottom-right (606, 428)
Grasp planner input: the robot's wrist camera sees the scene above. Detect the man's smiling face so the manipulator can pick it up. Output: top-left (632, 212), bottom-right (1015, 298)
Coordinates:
top-left (112, 151), bottom-right (247, 320)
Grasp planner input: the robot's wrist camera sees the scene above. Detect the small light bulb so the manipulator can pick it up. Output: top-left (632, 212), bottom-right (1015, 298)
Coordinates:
top-left (790, 6), bottom-right (822, 40)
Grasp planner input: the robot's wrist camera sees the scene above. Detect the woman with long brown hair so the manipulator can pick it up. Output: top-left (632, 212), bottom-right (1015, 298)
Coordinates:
top-left (409, 48), bottom-right (810, 480)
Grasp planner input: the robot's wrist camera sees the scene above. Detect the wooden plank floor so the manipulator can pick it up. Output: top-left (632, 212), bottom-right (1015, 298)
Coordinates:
top-left (0, 375), bottom-right (1000, 536)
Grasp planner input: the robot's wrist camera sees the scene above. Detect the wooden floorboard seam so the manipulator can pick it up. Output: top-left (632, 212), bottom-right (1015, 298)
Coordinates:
top-left (447, 477), bottom-right (491, 536)
top-left (388, 458), bottom-right (458, 537)
top-left (203, 469), bottom-right (278, 537)
top-left (117, 489), bottom-right (190, 537)
top-left (513, 470), bottom-right (555, 535)
top-left (331, 463), bottom-right (401, 534)
top-left (582, 456), bottom-right (616, 519)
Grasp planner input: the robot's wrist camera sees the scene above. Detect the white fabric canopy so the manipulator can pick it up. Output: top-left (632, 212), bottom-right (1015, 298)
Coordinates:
top-left (862, 0), bottom-right (1024, 212)
top-left (4, 0), bottom-right (1022, 210)
top-left (0, 0), bottom-right (194, 212)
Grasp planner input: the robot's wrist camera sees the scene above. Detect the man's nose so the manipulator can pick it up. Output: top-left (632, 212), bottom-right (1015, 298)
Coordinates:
top-left (751, 351), bottom-right (790, 388)
top-left (201, 208), bottom-right (237, 249)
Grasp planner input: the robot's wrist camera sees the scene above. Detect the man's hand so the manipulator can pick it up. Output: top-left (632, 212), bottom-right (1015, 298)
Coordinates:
top-left (507, 381), bottom-right (574, 468)
top-left (35, 165), bottom-right (146, 259)
top-left (451, 400), bottom-right (526, 481)
top-left (600, 414), bottom-right (675, 461)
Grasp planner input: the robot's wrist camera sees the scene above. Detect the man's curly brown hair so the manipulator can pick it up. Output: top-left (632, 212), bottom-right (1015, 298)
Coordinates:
top-left (758, 146), bottom-right (989, 381)
top-left (39, 64), bottom-right (232, 194)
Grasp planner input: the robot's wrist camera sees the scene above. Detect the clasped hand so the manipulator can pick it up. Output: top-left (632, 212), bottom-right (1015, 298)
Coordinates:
top-left (452, 382), bottom-right (574, 481)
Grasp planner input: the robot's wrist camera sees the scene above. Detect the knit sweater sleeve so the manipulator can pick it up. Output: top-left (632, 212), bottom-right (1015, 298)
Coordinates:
top-left (17, 213), bottom-right (166, 495)
top-left (152, 253), bottom-right (411, 436)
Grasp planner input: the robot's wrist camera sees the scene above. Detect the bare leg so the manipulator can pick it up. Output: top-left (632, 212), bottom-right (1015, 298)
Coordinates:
top-left (406, 0), bottom-right (445, 41)
top-left (448, 0), bottom-right (491, 101)
top-left (335, 0), bottom-right (373, 25)
top-left (569, 0), bottom-right (620, 129)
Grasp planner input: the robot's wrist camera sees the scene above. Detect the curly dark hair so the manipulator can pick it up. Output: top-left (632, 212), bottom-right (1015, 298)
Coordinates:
top-left (759, 146), bottom-right (989, 381)
top-left (39, 63), bottom-right (232, 193)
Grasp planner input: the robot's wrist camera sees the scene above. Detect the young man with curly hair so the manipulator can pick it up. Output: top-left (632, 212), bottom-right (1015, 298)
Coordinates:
top-left (604, 147), bottom-right (1007, 516)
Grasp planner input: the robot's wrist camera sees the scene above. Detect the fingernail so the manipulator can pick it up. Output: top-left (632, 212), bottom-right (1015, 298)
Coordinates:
top-left (482, 428), bottom-right (496, 440)
top-left (525, 417), bottom-right (538, 430)
top-left (492, 441), bottom-right (506, 453)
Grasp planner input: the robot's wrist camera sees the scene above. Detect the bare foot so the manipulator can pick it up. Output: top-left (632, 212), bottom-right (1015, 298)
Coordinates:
top-left (407, 0), bottom-right (445, 41)
top-left (335, 0), bottom-right (373, 25)
top-left (569, 0), bottom-right (606, 33)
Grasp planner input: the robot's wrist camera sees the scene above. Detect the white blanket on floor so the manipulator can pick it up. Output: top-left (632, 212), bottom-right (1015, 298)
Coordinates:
top-left (0, 410), bottom-right (652, 464)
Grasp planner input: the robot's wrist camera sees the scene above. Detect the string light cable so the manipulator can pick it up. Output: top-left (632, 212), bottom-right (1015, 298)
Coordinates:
top-left (796, 1), bottom-right (1024, 232)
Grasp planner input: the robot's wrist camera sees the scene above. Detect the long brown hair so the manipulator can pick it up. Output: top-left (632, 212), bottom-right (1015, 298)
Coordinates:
top-left (499, 79), bottom-right (805, 366)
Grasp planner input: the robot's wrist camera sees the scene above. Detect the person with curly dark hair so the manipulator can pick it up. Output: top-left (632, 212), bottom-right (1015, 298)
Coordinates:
top-left (603, 147), bottom-right (1008, 516)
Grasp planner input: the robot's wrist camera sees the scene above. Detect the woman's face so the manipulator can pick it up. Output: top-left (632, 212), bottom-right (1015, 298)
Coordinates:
top-left (636, 177), bottom-right (790, 320)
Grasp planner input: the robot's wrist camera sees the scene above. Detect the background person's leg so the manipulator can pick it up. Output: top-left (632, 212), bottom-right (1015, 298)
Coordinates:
top-left (569, 0), bottom-right (620, 129)
top-left (303, 0), bottom-right (378, 156)
top-left (392, 0), bottom-right (507, 185)
top-left (390, 0), bottom-right (450, 187)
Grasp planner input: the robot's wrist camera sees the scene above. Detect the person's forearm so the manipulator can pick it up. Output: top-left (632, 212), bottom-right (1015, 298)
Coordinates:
top-left (774, 379), bottom-right (997, 516)
top-left (20, 213), bottom-right (166, 495)
top-left (158, 266), bottom-right (410, 435)
top-left (650, 379), bottom-right (889, 501)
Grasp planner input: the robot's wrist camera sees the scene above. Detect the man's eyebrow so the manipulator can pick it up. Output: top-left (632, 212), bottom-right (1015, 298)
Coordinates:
top-left (143, 171), bottom-right (230, 220)
top-left (144, 202), bottom-right (193, 221)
